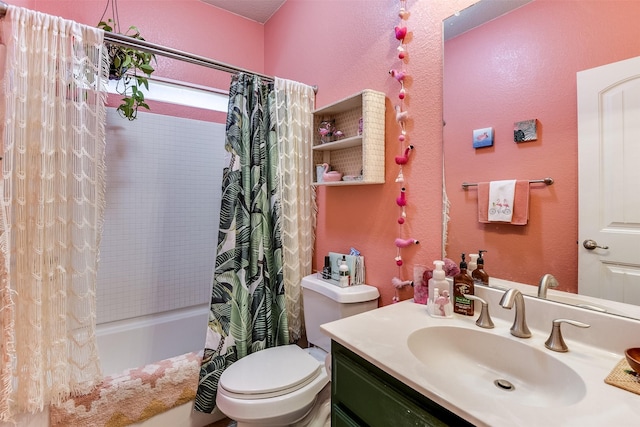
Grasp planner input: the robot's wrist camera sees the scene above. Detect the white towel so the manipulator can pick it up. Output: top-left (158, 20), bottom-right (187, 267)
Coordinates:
top-left (488, 180), bottom-right (516, 222)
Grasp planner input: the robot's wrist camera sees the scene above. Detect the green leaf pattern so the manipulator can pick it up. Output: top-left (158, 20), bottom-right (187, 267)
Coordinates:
top-left (195, 74), bottom-right (288, 413)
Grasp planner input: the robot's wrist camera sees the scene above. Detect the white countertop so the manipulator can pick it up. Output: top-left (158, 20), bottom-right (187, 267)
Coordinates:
top-left (321, 285), bottom-right (640, 426)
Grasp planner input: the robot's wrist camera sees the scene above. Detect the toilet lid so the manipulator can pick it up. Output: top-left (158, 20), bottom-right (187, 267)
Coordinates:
top-left (219, 345), bottom-right (322, 398)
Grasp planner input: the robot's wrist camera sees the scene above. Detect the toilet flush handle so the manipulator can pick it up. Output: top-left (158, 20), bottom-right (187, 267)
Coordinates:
top-left (324, 353), bottom-right (332, 376)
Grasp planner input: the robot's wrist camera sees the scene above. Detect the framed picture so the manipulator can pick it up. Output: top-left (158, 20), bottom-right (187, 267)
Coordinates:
top-left (514, 119), bottom-right (538, 142)
top-left (473, 127), bottom-right (494, 148)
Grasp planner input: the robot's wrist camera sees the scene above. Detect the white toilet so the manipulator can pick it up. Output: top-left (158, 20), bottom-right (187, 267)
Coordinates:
top-left (216, 274), bottom-right (380, 426)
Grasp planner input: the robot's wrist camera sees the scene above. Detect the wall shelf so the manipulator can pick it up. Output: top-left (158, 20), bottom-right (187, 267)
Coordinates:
top-left (312, 89), bottom-right (386, 186)
top-left (312, 135), bottom-right (362, 151)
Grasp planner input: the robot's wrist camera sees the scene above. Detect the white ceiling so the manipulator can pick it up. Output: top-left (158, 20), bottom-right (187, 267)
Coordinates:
top-left (200, 0), bottom-right (287, 24)
top-left (201, 0), bottom-right (533, 33)
top-left (444, 0), bottom-right (533, 40)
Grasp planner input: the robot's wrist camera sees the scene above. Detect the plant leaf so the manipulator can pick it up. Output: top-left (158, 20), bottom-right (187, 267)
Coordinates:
top-left (138, 77), bottom-right (150, 90)
top-left (97, 21), bottom-right (113, 32)
top-left (139, 64), bottom-right (154, 75)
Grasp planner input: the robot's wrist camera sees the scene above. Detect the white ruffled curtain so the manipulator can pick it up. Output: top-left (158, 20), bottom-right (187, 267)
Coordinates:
top-left (0, 6), bottom-right (108, 420)
top-left (274, 78), bottom-right (316, 342)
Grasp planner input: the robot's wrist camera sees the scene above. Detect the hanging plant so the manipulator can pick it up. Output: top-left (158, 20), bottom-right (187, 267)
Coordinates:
top-left (97, 18), bottom-right (155, 120)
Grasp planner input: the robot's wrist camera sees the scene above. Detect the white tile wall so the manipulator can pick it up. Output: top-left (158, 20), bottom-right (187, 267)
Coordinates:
top-left (97, 109), bottom-right (227, 324)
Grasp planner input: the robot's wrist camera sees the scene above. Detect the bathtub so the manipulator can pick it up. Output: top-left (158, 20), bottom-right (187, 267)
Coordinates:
top-left (1, 304), bottom-right (226, 427)
top-left (96, 303), bottom-right (211, 376)
top-left (96, 303), bottom-right (226, 426)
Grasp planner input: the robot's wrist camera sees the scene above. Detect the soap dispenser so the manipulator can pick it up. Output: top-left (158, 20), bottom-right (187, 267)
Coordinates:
top-left (472, 250), bottom-right (489, 286)
top-left (427, 260), bottom-right (452, 318)
top-left (467, 253), bottom-right (479, 279)
top-left (453, 253), bottom-right (475, 316)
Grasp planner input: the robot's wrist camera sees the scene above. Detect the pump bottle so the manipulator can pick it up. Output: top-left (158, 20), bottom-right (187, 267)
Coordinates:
top-left (427, 260), bottom-right (452, 318)
top-left (472, 250), bottom-right (489, 286)
top-left (467, 253), bottom-right (479, 279)
top-left (453, 253), bottom-right (475, 316)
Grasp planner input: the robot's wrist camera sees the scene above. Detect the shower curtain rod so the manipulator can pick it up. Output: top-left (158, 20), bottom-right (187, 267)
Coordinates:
top-left (102, 31), bottom-right (277, 82)
top-left (0, 1), bottom-right (318, 92)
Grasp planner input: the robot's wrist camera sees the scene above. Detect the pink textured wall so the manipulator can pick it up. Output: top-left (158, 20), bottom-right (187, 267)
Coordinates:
top-left (265, 0), bottom-right (477, 305)
top-left (11, 0), bottom-right (479, 306)
top-left (443, 1), bottom-right (640, 292)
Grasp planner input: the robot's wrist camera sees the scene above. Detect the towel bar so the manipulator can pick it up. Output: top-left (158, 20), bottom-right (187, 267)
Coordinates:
top-left (461, 177), bottom-right (553, 189)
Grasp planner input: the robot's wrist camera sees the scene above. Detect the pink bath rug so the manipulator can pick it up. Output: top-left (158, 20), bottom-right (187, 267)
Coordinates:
top-left (50, 351), bottom-right (202, 427)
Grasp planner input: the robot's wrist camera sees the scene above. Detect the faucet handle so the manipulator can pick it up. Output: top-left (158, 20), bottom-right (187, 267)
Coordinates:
top-left (544, 318), bottom-right (590, 352)
top-left (465, 295), bottom-right (494, 329)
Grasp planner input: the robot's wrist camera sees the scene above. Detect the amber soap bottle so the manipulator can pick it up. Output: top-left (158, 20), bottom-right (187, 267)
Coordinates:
top-left (453, 253), bottom-right (475, 316)
top-left (472, 250), bottom-right (489, 286)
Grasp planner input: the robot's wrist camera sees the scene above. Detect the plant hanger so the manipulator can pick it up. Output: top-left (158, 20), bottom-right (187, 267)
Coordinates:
top-left (98, 0), bottom-right (155, 120)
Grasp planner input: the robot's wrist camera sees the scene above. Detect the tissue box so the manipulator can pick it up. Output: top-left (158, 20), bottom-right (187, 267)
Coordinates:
top-left (328, 252), bottom-right (364, 286)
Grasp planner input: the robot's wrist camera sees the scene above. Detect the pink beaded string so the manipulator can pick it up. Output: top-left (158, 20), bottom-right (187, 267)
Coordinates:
top-left (390, 0), bottom-right (418, 303)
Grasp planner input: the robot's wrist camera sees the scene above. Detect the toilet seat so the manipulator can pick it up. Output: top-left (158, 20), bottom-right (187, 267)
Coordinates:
top-left (218, 345), bottom-right (323, 399)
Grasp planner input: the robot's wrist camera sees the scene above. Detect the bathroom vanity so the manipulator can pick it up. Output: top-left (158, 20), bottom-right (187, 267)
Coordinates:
top-left (331, 341), bottom-right (471, 426)
top-left (321, 283), bottom-right (640, 426)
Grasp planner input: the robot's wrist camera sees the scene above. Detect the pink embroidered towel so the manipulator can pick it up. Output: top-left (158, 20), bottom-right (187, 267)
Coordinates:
top-left (488, 180), bottom-right (516, 222)
top-left (478, 180), bottom-right (530, 225)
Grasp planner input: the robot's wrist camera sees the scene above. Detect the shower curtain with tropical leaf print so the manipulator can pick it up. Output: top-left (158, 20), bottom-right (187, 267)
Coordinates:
top-left (196, 73), bottom-right (289, 413)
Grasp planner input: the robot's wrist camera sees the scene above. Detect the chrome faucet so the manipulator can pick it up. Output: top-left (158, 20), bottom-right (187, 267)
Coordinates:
top-left (499, 288), bottom-right (532, 338)
top-left (538, 273), bottom-right (559, 298)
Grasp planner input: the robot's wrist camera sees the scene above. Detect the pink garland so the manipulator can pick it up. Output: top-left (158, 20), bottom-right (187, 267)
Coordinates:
top-left (390, 0), bottom-right (418, 303)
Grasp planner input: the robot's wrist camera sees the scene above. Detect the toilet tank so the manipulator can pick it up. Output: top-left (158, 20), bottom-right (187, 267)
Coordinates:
top-left (301, 274), bottom-right (379, 353)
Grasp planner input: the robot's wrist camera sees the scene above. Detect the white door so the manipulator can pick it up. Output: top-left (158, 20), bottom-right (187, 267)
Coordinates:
top-left (577, 56), bottom-right (640, 304)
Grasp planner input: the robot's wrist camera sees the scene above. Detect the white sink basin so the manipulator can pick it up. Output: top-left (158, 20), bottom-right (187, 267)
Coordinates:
top-left (407, 326), bottom-right (586, 408)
